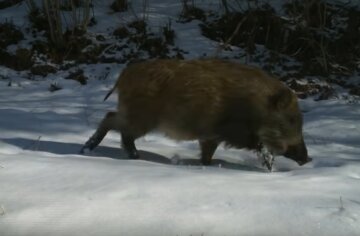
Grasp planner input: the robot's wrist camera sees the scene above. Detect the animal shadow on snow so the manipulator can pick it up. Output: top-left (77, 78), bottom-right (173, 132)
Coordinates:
top-left (1, 137), bottom-right (265, 172)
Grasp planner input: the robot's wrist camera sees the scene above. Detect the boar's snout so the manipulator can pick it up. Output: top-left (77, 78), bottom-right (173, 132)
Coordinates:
top-left (283, 139), bottom-right (311, 166)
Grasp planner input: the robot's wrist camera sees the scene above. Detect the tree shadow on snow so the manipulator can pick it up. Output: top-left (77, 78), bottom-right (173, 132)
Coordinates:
top-left (1, 137), bottom-right (266, 172)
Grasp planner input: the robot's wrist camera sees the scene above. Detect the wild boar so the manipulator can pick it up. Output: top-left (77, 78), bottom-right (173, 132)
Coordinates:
top-left (81, 59), bottom-right (310, 166)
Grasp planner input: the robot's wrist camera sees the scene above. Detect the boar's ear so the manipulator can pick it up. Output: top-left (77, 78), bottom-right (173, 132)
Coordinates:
top-left (270, 87), bottom-right (295, 110)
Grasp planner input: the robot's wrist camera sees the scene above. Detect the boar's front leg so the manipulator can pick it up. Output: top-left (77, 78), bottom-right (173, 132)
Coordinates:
top-left (256, 143), bottom-right (275, 171)
top-left (121, 133), bottom-right (139, 159)
top-left (199, 139), bottom-right (219, 165)
top-left (80, 111), bottom-right (118, 153)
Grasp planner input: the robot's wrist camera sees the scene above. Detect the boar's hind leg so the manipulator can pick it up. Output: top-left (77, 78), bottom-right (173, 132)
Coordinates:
top-left (81, 111), bottom-right (118, 153)
top-left (199, 139), bottom-right (219, 165)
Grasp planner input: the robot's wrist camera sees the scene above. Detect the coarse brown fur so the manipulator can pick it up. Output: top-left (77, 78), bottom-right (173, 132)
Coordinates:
top-left (82, 59), bottom-right (309, 166)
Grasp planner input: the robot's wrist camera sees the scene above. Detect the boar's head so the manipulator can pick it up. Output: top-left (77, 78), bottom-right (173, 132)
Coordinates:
top-left (259, 87), bottom-right (310, 165)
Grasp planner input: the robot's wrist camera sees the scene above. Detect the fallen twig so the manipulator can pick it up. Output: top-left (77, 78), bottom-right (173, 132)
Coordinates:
top-left (213, 14), bottom-right (248, 57)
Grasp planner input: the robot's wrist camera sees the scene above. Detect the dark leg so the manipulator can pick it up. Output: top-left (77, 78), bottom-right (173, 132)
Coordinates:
top-left (80, 111), bottom-right (118, 153)
top-left (199, 139), bottom-right (219, 165)
top-left (121, 133), bottom-right (139, 159)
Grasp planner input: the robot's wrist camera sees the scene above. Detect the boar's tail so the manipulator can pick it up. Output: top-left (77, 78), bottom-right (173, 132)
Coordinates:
top-left (103, 80), bottom-right (120, 101)
top-left (103, 87), bottom-right (115, 101)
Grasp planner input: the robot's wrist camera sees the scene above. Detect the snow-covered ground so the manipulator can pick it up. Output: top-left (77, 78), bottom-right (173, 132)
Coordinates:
top-left (1, 1), bottom-right (360, 236)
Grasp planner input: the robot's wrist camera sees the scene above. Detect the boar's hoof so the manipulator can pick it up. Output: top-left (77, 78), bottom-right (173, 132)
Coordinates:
top-left (80, 136), bottom-right (101, 154)
top-left (262, 158), bottom-right (274, 172)
top-left (201, 159), bottom-right (212, 166)
top-left (127, 150), bottom-right (140, 159)
top-left (297, 157), bottom-right (312, 166)
top-left (79, 145), bottom-right (92, 154)
top-left (256, 143), bottom-right (274, 171)
top-left (79, 147), bottom-right (86, 154)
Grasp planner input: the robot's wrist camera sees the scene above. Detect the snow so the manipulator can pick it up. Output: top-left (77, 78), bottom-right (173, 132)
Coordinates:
top-left (1, 1), bottom-right (360, 236)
